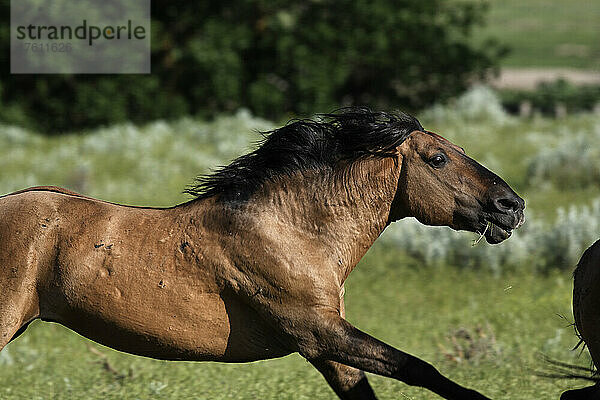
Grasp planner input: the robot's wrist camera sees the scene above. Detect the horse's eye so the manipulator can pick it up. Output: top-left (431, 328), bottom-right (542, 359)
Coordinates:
top-left (428, 154), bottom-right (447, 168)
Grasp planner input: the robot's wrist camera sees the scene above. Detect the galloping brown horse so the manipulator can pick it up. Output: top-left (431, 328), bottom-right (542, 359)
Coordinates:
top-left (0, 109), bottom-right (525, 399)
top-left (561, 240), bottom-right (600, 400)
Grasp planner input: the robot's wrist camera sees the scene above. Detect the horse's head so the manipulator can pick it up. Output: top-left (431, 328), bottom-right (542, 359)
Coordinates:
top-left (391, 130), bottom-right (525, 244)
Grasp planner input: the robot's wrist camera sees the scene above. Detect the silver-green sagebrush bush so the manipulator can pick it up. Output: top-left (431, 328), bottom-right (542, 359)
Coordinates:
top-left (422, 85), bottom-right (512, 125)
top-left (526, 124), bottom-right (600, 189)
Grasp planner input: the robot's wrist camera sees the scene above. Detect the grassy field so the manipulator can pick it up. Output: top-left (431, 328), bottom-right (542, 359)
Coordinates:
top-left (1, 89), bottom-right (599, 398)
top-left (0, 252), bottom-right (585, 399)
top-left (472, 0), bottom-right (600, 69)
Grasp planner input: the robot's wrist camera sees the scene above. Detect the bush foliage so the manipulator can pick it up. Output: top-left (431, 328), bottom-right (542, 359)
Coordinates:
top-left (526, 122), bottom-right (600, 189)
top-left (0, 0), bottom-right (503, 133)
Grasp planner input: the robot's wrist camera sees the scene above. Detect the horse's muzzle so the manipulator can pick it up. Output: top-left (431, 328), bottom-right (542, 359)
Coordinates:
top-left (482, 184), bottom-right (525, 244)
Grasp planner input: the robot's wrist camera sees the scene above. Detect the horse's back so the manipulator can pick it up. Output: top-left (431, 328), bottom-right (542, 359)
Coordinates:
top-left (574, 239), bottom-right (600, 369)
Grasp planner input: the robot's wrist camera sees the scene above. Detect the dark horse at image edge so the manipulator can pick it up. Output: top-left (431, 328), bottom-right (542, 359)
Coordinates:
top-left (0, 109), bottom-right (525, 399)
top-left (559, 239), bottom-right (600, 400)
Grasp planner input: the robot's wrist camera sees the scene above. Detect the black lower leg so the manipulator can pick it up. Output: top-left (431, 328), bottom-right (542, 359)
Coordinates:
top-left (299, 315), bottom-right (490, 400)
top-left (310, 359), bottom-right (377, 400)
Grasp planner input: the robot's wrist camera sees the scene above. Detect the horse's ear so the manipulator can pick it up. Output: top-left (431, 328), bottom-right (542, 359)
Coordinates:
top-left (394, 137), bottom-right (411, 158)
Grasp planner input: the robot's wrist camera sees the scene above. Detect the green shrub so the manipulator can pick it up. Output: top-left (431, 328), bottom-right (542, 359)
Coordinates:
top-left (0, 0), bottom-right (503, 133)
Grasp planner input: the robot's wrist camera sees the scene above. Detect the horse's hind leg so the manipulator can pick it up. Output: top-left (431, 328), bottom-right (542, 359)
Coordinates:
top-left (0, 288), bottom-right (39, 351)
top-left (0, 253), bottom-right (42, 350)
top-left (0, 307), bottom-right (38, 351)
top-left (7, 319), bottom-right (35, 344)
top-left (310, 360), bottom-right (377, 400)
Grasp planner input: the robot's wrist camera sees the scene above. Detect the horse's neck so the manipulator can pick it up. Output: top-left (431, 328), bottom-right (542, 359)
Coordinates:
top-left (250, 157), bottom-right (400, 279)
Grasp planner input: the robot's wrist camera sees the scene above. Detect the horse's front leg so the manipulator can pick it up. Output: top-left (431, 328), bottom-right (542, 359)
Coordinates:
top-left (310, 359), bottom-right (377, 400)
top-left (292, 311), bottom-right (490, 400)
top-left (307, 287), bottom-right (378, 400)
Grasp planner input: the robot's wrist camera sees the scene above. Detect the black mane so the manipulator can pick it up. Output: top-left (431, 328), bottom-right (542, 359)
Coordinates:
top-left (185, 108), bottom-right (424, 201)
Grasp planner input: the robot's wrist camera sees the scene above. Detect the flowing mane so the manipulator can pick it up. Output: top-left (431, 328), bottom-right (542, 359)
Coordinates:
top-left (185, 108), bottom-right (424, 201)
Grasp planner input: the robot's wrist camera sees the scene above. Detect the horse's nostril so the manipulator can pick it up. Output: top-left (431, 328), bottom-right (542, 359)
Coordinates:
top-left (496, 197), bottom-right (520, 212)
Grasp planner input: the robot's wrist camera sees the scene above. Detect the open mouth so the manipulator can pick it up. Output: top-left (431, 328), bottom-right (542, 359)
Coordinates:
top-left (473, 219), bottom-right (517, 245)
top-left (484, 221), bottom-right (513, 244)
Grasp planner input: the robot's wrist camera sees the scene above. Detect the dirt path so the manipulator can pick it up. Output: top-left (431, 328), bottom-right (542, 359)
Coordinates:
top-left (490, 67), bottom-right (600, 89)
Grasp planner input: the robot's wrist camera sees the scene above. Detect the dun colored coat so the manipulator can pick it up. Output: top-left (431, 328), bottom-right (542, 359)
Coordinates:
top-left (0, 110), bottom-right (525, 399)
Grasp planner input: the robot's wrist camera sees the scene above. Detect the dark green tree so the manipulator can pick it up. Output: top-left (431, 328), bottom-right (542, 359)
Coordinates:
top-left (0, 0), bottom-right (504, 133)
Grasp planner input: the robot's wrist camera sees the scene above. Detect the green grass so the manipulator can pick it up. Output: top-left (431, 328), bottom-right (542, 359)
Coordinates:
top-left (472, 0), bottom-right (600, 69)
top-left (0, 245), bottom-right (587, 399)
